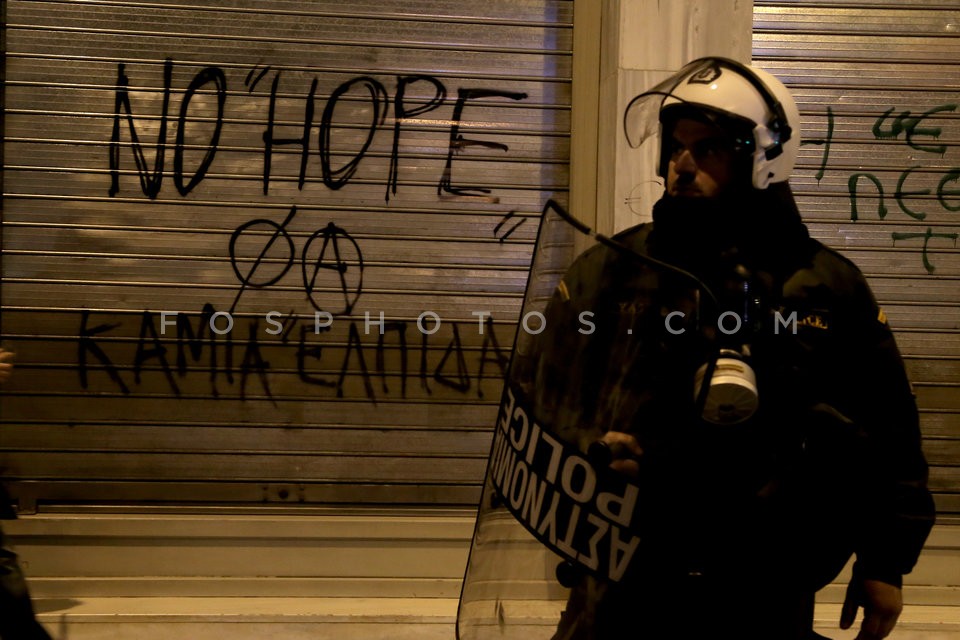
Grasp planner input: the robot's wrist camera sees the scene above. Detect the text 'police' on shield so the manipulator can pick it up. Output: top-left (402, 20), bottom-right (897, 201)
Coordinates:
top-left (490, 386), bottom-right (643, 582)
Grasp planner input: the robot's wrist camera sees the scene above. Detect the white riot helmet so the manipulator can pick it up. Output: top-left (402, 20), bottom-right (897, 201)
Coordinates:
top-left (624, 57), bottom-right (800, 190)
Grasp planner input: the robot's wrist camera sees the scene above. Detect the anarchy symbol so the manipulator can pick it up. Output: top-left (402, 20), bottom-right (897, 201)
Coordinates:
top-left (302, 222), bottom-right (364, 315)
top-left (228, 207), bottom-right (364, 316)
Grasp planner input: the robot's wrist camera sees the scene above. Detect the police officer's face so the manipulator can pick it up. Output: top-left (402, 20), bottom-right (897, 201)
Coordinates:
top-left (665, 118), bottom-right (737, 198)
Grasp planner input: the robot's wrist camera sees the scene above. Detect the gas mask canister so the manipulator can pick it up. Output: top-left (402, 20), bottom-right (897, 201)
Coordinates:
top-left (693, 274), bottom-right (761, 425)
top-left (694, 346), bottom-right (758, 425)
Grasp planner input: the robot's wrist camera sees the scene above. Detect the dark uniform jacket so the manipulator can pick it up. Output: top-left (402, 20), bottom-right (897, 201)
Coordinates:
top-left (534, 185), bottom-right (935, 639)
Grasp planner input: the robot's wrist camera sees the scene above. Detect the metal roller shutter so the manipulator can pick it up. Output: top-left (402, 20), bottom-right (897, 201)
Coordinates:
top-left (0, 1), bottom-right (572, 511)
top-left (753, 2), bottom-right (960, 514)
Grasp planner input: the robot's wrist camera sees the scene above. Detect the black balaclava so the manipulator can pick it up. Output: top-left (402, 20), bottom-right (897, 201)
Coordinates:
top-left (650, 182), bottom-right (811, 275)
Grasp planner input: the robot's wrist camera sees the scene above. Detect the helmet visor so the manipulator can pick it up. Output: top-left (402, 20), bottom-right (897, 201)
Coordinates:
top-left (623, 58), bottom-right (732, 149)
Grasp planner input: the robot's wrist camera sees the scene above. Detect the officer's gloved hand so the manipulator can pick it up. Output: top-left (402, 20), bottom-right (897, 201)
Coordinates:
top-left (840, 572), bottom-right (903, 640)
top-left (587, 431), bottom-right (643, 478)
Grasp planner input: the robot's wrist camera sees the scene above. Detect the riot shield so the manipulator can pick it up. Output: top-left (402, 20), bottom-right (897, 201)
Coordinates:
top-left (456, 201), bottom-right (706, 640)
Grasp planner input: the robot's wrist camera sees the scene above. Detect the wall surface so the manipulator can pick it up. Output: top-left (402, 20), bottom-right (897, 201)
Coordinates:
top-left (1, 0), bottom-right (958, 519)
top-left (752, 0), bottom-right (960, 514)
top-left (2, 4), bottom-right (958, 639)
top-left (0, 0), bottom-right (572, 511)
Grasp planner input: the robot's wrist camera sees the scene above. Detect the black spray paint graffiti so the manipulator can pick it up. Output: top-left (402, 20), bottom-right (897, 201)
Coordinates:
top-left (228, 205), bottom-right (364, 316)
top-left (108, 58), bottom-right (528, 202)
top-left (77, 308), bottom-right (512, 402)
top-left (96, 59), bottom-right (528, 401)
top-left (804, 103), bottom-right (959, 273)
top-left (109, 60), bottom-right (226, 198)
